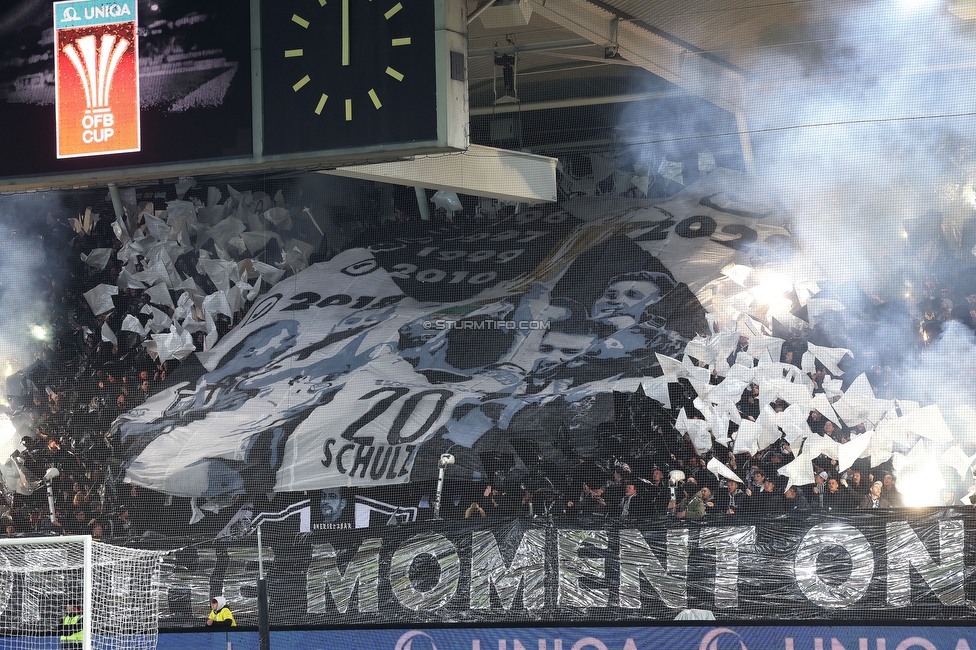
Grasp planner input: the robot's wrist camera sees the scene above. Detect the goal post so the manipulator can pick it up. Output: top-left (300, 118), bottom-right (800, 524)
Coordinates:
top-left (0, 535), bottom-right (165, 650)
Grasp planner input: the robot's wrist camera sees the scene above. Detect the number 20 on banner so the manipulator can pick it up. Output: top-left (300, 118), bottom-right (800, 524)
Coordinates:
top-left (54, 0), bottom-right (140, 158)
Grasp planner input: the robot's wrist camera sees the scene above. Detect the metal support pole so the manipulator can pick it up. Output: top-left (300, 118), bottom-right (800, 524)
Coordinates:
top-left (45, 480), bottom-right (56, 523)
top-left (250, 0), bottom-right (264, 159)
top-left (432, 463), bottom-right (447, 519)
top-left (467, 0), bottom-right (498, 25)
top-left (733, 109), bottom-right (756, 176)
top-left (257, 525), bottom-right (270, 650)
top-left (107, 183), bottom-right (124, 221)
top-left (415, 187), bottom-right (431, 221)
top-left (82, 535), bottom-right (92, 650)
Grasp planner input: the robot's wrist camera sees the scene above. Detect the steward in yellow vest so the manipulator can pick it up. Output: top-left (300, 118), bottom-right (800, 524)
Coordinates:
top-left (207, 596), bottom-right (237, 628)
top-left (60, 603), bottom-right (83, 649)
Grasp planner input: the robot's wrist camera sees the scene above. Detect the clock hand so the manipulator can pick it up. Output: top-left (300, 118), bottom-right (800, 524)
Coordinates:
top-left (341, 0), bottom-right (349, 66)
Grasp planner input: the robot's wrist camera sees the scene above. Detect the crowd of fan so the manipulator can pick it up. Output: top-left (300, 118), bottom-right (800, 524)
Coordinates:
top-left (454, 213), bottom-right (976, 524)
top-left (459, 464), bottom-right (909, 523)
top-left (1, 182), bottom-right (974, 538)
top-left (0, 186), bottom-right (509, 539)
top-left (454, 378), bottom-right (921, 523)
top-left (0, 190), bottom-right (297, 540)
top-left (453, 221), bottom-right (976, 522)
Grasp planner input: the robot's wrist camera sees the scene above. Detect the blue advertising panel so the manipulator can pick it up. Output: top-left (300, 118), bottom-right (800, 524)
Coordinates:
top-left (156, 626), bottom-right (976, 650)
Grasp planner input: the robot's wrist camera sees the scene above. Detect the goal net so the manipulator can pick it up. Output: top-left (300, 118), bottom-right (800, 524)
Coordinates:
top-left (0, 535), bottom-right (164, 650)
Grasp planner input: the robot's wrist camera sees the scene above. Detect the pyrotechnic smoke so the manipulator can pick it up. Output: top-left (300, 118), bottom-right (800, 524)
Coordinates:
top-left (0, 193), bottom-right (64, 407)
top-left (746, 0), bottom-right (976, 500)
top-left (615, 0), bottom-right (976, 503)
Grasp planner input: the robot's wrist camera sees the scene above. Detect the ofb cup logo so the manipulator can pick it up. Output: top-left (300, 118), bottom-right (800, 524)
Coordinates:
top-left (54, 1), bottom-right (141, 158)
top-left (62, 33), bottom-right (130, 117)
top-left (394, 631), bottom-right (438, 650)
top-left (700, 629), bottom-right (748, 650)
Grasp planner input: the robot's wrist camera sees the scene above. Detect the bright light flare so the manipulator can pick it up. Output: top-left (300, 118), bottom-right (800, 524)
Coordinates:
top-left (750, 271), bottom-right (795, 318)
top-left (896, 463), bottom-right (946, 506)
top-left (963, 182), bottom-right (976, 208)
top-left (29, 325), bottom-right (49, 341)
top-left (0, 413), bottom-right (18, 461)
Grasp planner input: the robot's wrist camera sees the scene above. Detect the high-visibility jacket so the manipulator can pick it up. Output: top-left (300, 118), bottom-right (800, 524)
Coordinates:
top-left (61, 614), bottom-right (83, 642)
top-left (208, 606), bottom-right (237, 627)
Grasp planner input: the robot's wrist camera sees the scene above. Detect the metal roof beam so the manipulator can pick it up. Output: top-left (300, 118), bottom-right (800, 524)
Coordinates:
top-left (468, 37), bottom-right (595, 57)
top-left (469, 89), bottom-right (689, 115)
top-left (528, 0), bottom-right (744, 112)
top-left (526, 0), bottom-right (755, 172)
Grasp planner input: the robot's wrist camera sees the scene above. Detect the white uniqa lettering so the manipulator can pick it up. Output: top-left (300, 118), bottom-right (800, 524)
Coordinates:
top-left (893, 639), bottom-right (937, 650)
top-left (470, 640), bottom-right (587, 650)
top-left (478, 641), bottom-right (570, 650)
top-left (785, 639), bottom-right (895, 650)
top-left (83, 4), bottom-right (131, 20)
top-left (571, 639), bottom-right (608, 650)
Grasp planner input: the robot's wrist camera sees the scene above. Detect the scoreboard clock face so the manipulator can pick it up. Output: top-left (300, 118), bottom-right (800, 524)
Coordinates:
top-left (261, 0), bottom-right (438, 156)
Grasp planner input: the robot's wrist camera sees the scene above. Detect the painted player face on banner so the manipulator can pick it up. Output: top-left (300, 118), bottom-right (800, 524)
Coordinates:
top-left (592, 280), bottom-right (660, 320)
top-left (590, 272), bottom-right (674, 328)
top-left (532, 331), bottom-right (598, 375)
top-left (319, 489), bottom-right (347, 523)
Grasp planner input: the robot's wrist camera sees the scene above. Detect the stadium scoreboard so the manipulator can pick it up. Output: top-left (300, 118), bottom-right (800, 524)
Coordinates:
top-left (0, 0), bottom-right (468, 191)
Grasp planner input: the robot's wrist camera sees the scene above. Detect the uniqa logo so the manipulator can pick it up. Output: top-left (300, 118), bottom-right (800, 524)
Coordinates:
top-left (700, 628), bottom-right (748, 650)
top-left (394, 631), bottom-right (438, 650)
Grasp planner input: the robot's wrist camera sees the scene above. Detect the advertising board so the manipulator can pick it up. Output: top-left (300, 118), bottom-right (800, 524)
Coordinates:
top-left (154, 626), bottom-right (976, 650)
top-left (53, 0), bottom-right (141, 158)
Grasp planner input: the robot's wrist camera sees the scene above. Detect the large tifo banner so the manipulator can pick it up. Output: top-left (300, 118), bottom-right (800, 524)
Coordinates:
top-left (154, 511), bottom-right (975, 627)
top-left (114, 170), bottom-right (796, 497)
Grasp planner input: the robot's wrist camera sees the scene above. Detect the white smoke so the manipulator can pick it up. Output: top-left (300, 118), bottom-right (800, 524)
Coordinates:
top-left (745, 1), bottom-right (976, 500)
top-left (613, 0), bottom-right (976, 504)
top-left (0, 193), bottom-right (59, 406)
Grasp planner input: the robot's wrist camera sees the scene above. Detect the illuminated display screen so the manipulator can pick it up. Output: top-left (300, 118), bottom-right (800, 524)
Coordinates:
top-left (0, 0), bottom-right (466, 189)
top-left (0, 0), bottom-right (252, 180)
top-left (54, 0), bottom-right (141, 158)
